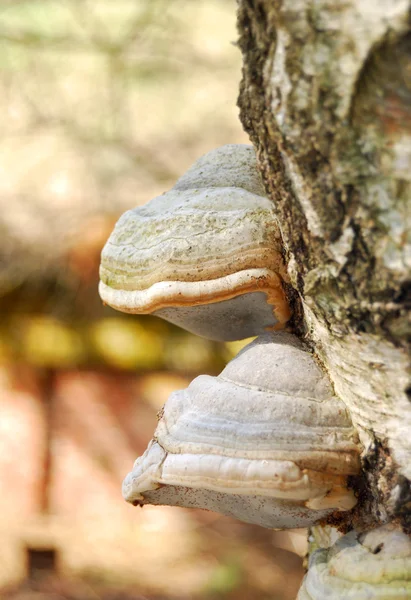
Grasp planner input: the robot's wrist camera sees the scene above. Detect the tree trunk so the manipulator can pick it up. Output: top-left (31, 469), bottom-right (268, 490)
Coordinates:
top-left (237, 0), bottom-right (411, 594)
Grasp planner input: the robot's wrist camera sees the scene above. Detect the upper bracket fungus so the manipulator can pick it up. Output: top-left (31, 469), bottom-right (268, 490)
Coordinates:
top-left (99, 144), bottom-right (291, 341)
top-left (122, 333), bottom-right (361, 529)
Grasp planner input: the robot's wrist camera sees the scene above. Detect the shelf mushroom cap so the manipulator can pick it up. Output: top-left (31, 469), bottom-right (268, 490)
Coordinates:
top-left (99, 144), bottom-right (291, 341)
top-left (123, 333), bottom-right (361, 529)
top-left (297, 524), bottom-right (411, 599)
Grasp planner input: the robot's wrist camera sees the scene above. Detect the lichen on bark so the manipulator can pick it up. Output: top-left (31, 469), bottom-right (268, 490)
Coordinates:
top-left (236, 0), bottom-right (411, 556)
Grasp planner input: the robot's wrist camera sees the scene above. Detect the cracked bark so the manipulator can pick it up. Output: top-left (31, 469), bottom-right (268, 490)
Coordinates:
top-left (237, 0), bottom-right (411, 594)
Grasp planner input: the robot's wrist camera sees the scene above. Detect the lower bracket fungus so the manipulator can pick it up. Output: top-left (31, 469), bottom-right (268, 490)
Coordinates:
top-left (123, 333), bottom-right (361, 529)
top-left (297, 524), bottom-right (411, 599)
top-left (99, 144), bottom-right (291, 341)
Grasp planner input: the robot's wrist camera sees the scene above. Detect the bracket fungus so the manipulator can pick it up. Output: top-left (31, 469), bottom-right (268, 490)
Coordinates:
top-left (123, 333), bottom-right (361, 529)
top-left (99, 144), bottom-right (291, 341)
top-left (297, 525), bottom-right (411, 599)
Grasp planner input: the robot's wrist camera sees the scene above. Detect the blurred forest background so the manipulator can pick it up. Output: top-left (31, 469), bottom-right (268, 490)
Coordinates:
top-left (0, 1), bottom-right (305, 599)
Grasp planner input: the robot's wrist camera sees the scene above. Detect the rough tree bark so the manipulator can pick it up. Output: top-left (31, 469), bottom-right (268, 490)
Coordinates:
top-left (237, 0), bottom-right (411, 594)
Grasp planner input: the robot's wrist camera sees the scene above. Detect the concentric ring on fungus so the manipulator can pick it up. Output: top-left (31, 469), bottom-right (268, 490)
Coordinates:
top-left (99, 145), bottom-right (291, 341)
top-left (122, 333), bottom-right (361, 529)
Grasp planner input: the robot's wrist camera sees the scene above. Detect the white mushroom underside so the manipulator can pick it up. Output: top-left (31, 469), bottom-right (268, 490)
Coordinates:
top-left (122, 441), bottom-right (357, 515)
top-left (99, 273), bottom-right (281, 341)
top-left (122, 442), bottom-right (336, 529)
top-left (99, 269), bottom-right (288, 340)
top-left (155, 290), bottom-right (278, 341)
top-left (140, 486), bottom-right (334, 530)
